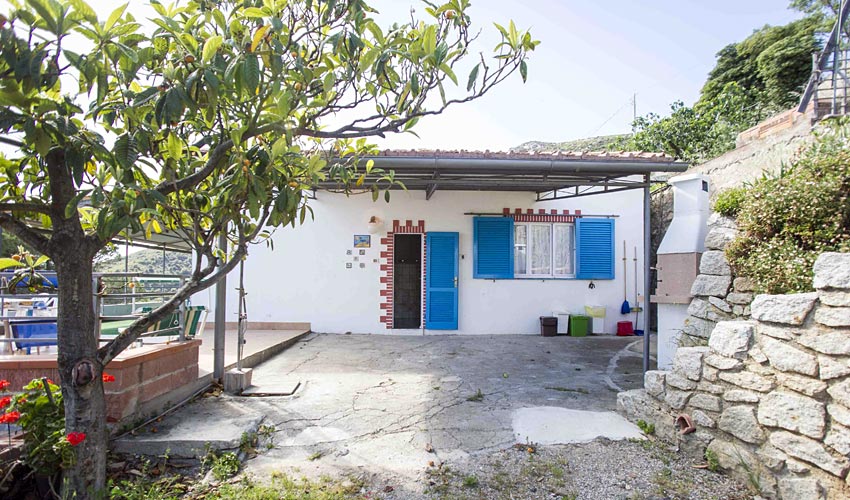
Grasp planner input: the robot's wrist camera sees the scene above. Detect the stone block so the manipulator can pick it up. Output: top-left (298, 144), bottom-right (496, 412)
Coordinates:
top-left (749, 346), bottom-right (768, 364)
top-left (703, 365), bottom-right (719, 381)
top-left (719, 371), bottom-right (775, 392)
top-left (818, 355), bottom-right (850, 380)
top-left (691, 409), bottom-right (716, 428)
top-left (798, 330), bottom-right (850, 355)
top-left (673, 346), bottom-right (708, 381)
top-left (699, 250), bottom-right (732, 276)
top-left (707, 212), bottom-right (738, 230)
top-left (758, 392), bottom-right (825, 439)
top-left (777, 373), bottom-right (827, 398)
top-left (691, 275), bottom-right (732, 297)
top-left (732, 305), bottom-right (744, 316)
top-left (778, 478), bottom-right (825, 500)
top-left (814, 306), bottom-right (850, 327)
top-left (704, 226), bottom-right (738, 251)
top-left (727, 292), bottom-right (754, 305)
top-left (705, 353), bottom-right (743, 370)
top-left (644, 370), bottom-right (666, 398)
top-left (769, 431), bottom-right (850, 477)
top-left (827, 378), bottom-right (850, 408)
top-left (734, 277), bottom-right (756, 292)
top-left (813, 252), bottom-right (850, 290)
top-left (750, 292), bottom-right (819, 325)
top-left (724, 389), bottom-right (760, 403)
top-left (709, 321), bottom-right (754, 358)
top-left (759, 336), bottom-right (818, 376)
top-left (820, 290), bottom-right (850, 307)
top-left (825, 423), bottom-right (850, 456)
top-left (709, 296), bottom-right (733, 313)
top-left (682, 316), bottom-right (716, 339)
top-left (666, 372), bottom-right (698, 391)
top-left (719, 405), bottom-right (764, 443)
top-left (706, 438), bottom-right (758, 472)
top-left (757, 323), bottom-right (797, 341)
top-left (689, 393), bottom-right (722, 412)
top-left (689, 297), bottom-right (732, 322)
top-left (223, 368), bottom-right (253, 395)
top-left (697, 381), bottom-right (724, 394)
top-left (665, 389), bottom-right (691, 410)
top-left (828, 404), bottom-right (850, 428)
top-left (757, 443), bottom-right (788, 472)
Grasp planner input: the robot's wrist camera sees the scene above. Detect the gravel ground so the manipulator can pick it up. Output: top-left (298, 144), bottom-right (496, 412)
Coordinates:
top-left (344, 437), bottom-right (754, 500)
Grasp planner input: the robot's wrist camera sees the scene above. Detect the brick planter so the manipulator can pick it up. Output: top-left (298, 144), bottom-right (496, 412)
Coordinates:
top-left (0, 340), bottom-right (201, 424)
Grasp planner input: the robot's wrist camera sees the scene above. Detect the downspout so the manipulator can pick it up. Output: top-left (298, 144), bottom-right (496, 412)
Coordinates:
top-left (213, 232), bottom-right (227, 381)
top-left (643, 174), bottom-right (652, 373)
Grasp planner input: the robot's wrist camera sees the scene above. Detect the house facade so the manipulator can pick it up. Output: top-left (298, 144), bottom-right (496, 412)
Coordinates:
top-left (194, 151), bottom-right (686, 336)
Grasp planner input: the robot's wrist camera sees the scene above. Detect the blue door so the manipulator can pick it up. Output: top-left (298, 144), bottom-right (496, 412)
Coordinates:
top-left (426, 232), bottom-right (459, 330)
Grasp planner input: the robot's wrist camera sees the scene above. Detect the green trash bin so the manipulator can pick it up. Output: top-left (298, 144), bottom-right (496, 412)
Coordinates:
top-left (570, 315), bottom-right (591, 337)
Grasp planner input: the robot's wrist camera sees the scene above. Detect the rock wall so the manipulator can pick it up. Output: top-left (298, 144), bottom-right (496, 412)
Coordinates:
top-left (619, 253), bottom-right (850, 500)
top-left (679, 213), bottom-right (753, 344)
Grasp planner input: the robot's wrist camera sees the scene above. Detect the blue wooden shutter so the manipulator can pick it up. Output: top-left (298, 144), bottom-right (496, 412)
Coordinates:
top-left (576, 218), bottom-right (615, 279)
top-left (473, 217), bottom-right (514, 279)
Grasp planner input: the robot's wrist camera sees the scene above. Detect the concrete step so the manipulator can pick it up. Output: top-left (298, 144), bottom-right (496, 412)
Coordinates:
top-left (112, 397), bottom-right (264, 458)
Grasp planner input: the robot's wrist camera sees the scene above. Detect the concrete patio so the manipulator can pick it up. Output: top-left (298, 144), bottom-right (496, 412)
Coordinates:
top-left (116, 333), bottom-right (654, 493)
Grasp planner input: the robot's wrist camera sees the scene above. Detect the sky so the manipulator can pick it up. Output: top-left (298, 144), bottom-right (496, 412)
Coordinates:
top-left (0, 0), bottom-right (803, 153)
top-left (371, 0), bottom-right (803, 151)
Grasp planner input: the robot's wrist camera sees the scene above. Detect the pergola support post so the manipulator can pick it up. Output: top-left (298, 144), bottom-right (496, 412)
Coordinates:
top-left (213, 233), bottom-right (227, 382)
top-left (643, 174), bottom-right (652, 373)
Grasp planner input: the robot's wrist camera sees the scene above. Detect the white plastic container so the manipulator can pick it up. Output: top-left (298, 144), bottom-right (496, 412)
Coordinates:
top-left (584, 305), bottom-right (607, 335)
top-left (554, 311), bottom-right (570, 334)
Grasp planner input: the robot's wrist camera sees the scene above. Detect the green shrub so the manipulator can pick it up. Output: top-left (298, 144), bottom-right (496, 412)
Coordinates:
top-left (727, 119), bottom-right (850, 294)
top-left (713, 186), bottom-right (748, 217)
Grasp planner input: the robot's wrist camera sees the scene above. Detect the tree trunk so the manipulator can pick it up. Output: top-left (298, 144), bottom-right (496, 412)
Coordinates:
top-left (54, 248), bottom-right (107, 497)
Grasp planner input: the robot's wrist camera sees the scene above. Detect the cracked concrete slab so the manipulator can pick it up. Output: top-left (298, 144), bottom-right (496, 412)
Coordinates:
top-left (119, 333), bottom-right (647, 492)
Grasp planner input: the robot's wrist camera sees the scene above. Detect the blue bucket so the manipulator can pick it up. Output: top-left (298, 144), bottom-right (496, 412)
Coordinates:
top-left (634, 329), bottom-right (645, 336)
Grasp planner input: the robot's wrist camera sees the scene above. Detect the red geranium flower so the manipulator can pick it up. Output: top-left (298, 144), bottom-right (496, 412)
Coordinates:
top-left (0, 380), bottom-right (10, 391)
top-left (0, 411), bottom-right (21, 424)
top-left (66, 432), bottom-right (86, 446)
top-left (102, 373), bottom-right (115, 383)
top-left (0, 396), bottom-right (10, 409)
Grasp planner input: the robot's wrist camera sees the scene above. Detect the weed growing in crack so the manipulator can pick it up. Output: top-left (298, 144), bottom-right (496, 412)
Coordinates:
top-left (462, 475), bottom-right (479, 488)
top-left (466, 389), bottom-right (484, 402)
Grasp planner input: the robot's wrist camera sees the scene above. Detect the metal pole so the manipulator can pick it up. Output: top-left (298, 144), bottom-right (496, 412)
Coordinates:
top-left (213, 233), bottom-right (227, 381)
top-left (643, 174), bottom-right (652, 373)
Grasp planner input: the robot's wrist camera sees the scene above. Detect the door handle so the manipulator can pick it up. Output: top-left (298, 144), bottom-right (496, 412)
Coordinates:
top-left (454, 276), bottom-right (458, 288)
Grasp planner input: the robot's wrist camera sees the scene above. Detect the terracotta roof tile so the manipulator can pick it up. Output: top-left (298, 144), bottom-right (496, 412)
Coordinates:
top-left (372, 149), bottom-right (679, 162)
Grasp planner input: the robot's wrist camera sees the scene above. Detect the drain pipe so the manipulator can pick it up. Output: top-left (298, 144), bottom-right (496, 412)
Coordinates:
top-left (643, 174), bottom-right (652, 373)
top-left (213, 233), bottom-right (227, 382)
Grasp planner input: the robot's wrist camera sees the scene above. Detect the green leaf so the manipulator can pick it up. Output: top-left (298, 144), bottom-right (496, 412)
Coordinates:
top-left (467, 63), bottom-right (479, 91)
top-left (519, 60), bottom-right (528, 83)
top-left (242, 55), bottom-right (260, 95)
top-left (202, 35), bottom-right (223, 63)
top-left (113, 133), bottom-right (138, 169)
top-left (0, 258), bottom-right (25, 271)
top-left (105, 3), bottom-right (128, 32)
top-left (26, 0), bottom-right (58, 34)
top-left (242, 7), bottom-right (266, 18)
top-left (68, 0), bottom-right (97, 22)
top-left (64, 190), bottom-right (91, 219)
top-left (440, 64), bottom-right (457, 85)
top-left (251, 25), bottom-right (270, 53)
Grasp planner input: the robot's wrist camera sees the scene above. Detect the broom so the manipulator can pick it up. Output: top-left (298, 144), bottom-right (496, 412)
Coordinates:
top-left (620, 240), bottom-right (630, 314)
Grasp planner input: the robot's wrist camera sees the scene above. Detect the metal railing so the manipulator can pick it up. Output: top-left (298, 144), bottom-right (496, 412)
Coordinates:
top-left (0, 272), bottom-right (190, 353)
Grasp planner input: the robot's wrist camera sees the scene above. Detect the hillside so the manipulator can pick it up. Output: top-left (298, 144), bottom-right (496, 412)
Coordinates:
top-left (95, 249), bottom-right (191, 275)
top-left (511, 134), bottom-right (630, 153)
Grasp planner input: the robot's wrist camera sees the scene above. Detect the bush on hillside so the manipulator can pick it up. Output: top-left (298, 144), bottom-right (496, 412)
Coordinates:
top-left (726, 119), bottom-right (850, 294)
top-left (713, 187), bottom-right (749, 217)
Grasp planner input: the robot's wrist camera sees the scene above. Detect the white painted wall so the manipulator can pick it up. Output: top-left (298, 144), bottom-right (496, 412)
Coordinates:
top-left (657, 303), bottom-right (689, 370)
top-left (193, 186), bottom-right (647, 335)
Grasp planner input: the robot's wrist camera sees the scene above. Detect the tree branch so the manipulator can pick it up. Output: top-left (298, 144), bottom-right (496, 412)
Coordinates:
top-left (0, 214), bottom-right (52, 256)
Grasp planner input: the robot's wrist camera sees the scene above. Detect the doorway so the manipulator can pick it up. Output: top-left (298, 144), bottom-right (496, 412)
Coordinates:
top-left (393, 234), bottom-right (422, 329)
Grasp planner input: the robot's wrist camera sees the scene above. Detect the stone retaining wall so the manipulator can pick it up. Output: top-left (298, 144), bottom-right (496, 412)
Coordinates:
top-left (619, 253), bottom-right (850, 499)
top-left (680, 213), bottom-right (754, 344)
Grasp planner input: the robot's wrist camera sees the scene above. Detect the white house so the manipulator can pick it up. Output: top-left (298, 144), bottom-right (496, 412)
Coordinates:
top-left (196, 150), bottom-right (686, 336)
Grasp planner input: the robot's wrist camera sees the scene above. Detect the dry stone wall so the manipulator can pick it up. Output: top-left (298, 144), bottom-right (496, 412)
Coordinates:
top-left (680, 213), bottom-right (754, 343)
top-left (619, 252), bottom-right (850, 500)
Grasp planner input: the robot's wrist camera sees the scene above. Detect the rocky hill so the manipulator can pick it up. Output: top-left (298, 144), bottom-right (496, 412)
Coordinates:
top-left (511, 134), bottom-right (630, 153)
top-left (95, 249), bottom-right (191, 275)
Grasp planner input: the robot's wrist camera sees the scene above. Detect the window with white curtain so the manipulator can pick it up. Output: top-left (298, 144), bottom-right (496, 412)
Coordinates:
top-left (514, 222), bottom-right (575, 278)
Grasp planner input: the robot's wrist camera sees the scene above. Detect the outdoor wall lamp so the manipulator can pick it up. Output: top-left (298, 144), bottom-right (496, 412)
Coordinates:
top-left (367, 216), bottom-right (385, 234)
